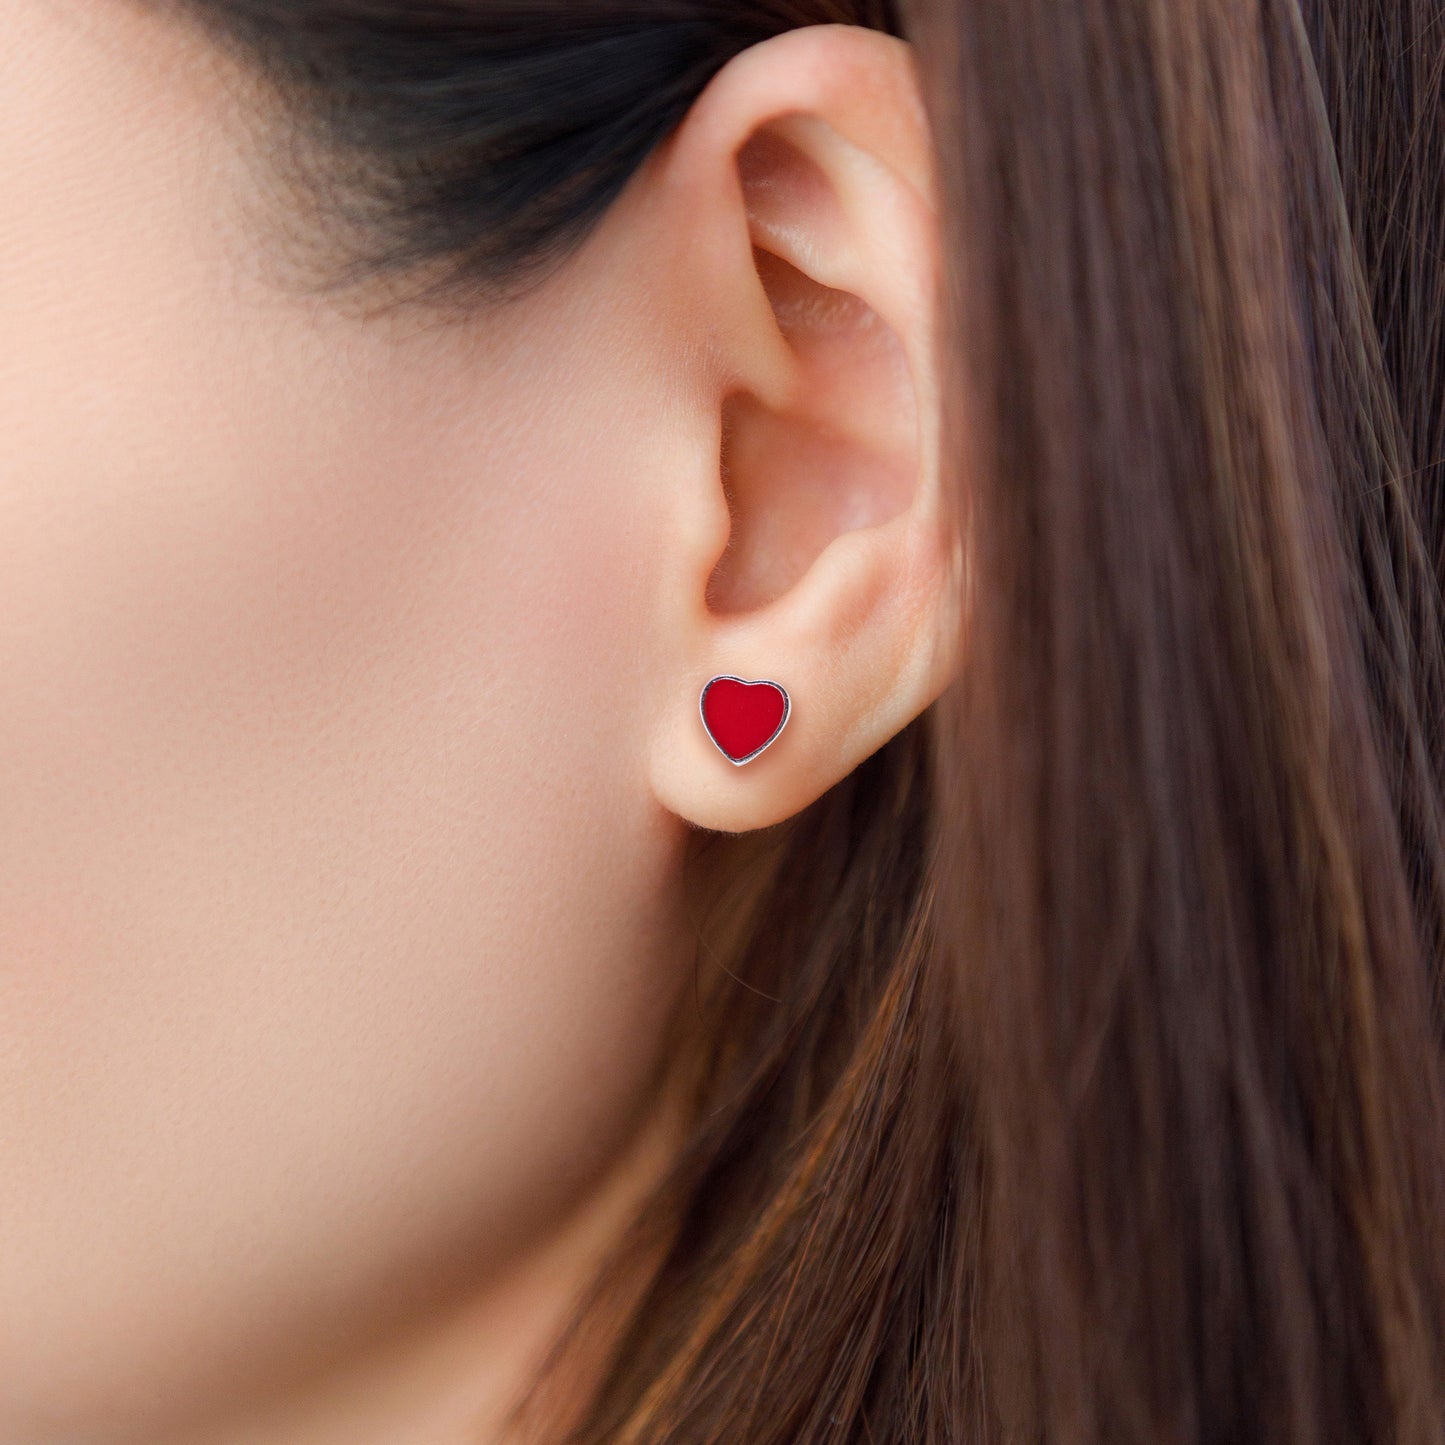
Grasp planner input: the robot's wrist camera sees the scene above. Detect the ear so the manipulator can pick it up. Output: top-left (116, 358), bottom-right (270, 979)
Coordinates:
top-left (641, 23), bottom-right (962, 835)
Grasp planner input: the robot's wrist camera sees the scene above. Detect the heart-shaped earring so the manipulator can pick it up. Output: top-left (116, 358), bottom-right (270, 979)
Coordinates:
top-left (700, 675), bottom-right (791, 765)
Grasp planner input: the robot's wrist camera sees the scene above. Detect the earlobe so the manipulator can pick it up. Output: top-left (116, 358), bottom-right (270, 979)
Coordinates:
top-left (641, 24), bottom-right (958, 835)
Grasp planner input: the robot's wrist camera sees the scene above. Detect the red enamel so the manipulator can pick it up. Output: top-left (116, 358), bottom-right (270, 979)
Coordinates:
top-left (701, 677), bottom-right (789, 762)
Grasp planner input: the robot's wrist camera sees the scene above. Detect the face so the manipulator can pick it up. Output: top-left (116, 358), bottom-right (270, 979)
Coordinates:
top-left (0, 2), bottom-right (696, 1434)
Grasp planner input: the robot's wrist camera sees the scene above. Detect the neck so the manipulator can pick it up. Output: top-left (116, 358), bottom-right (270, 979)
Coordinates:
top-left (176, 1086), bottom-right (687, 1445)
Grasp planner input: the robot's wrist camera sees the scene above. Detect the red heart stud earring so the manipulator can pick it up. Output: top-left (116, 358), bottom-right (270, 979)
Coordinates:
top-left (700, 675), bottom-right (791, 765)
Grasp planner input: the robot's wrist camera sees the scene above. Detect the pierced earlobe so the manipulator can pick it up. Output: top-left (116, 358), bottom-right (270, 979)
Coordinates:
top-left (699, 675), bottom-right (791, 765)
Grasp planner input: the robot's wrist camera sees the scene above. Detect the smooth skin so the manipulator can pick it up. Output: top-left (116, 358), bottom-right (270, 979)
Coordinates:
top-left (0, 3), bottom-right (957, 1441)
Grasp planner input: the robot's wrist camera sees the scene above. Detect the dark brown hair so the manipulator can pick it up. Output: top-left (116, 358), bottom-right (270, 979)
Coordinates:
top-left (163, 0), bottom-right (1445, 1438)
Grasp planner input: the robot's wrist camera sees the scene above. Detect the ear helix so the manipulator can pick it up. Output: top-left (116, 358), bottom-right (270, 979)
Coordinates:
top-left (698, 675), bottom-right (791, 765)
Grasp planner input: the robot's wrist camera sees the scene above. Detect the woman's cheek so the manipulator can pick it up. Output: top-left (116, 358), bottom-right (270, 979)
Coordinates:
top-left (0, 74), bottom-right (689, 1443)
